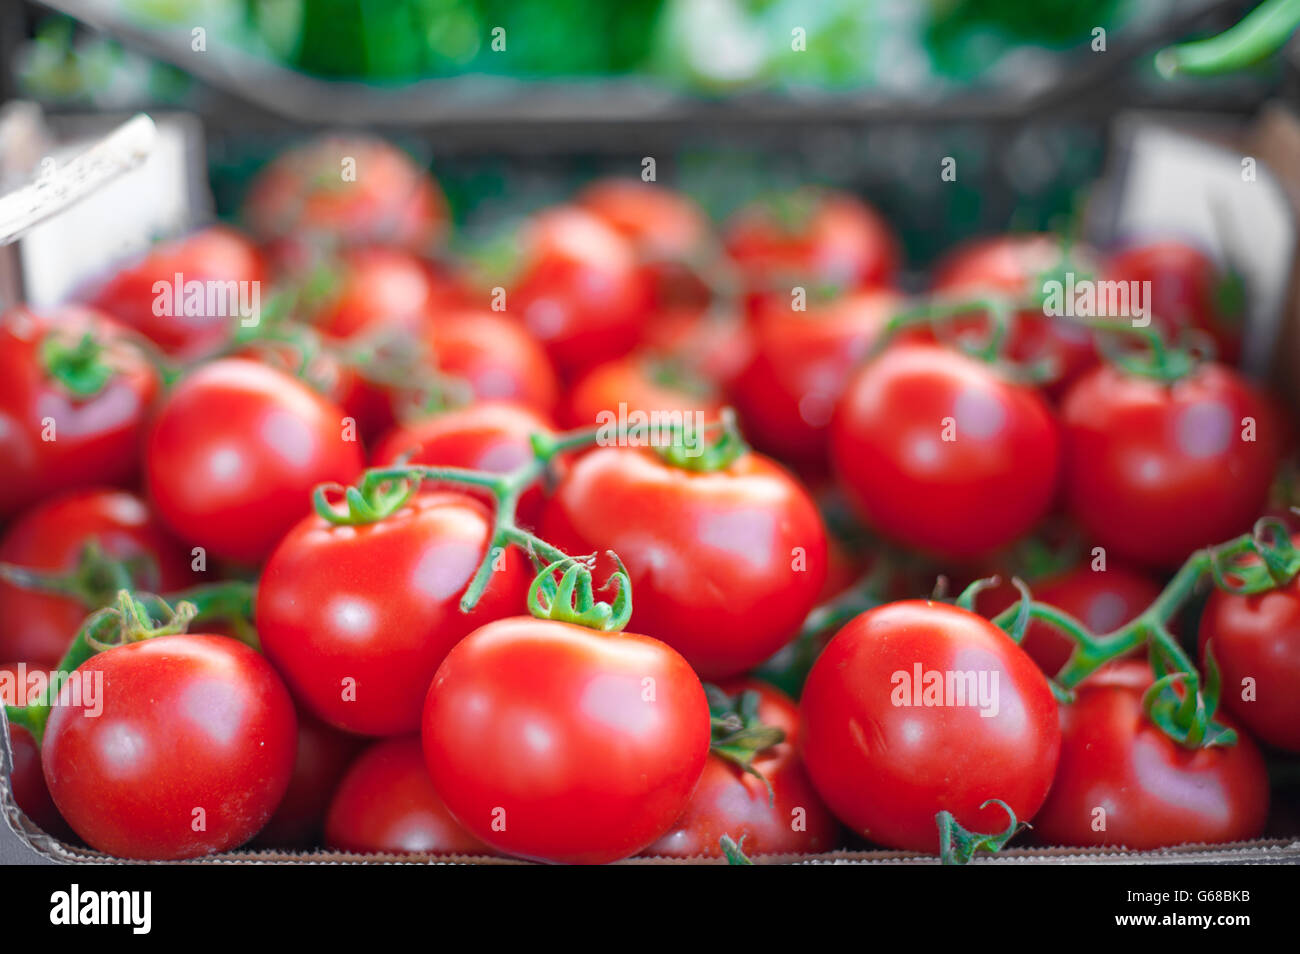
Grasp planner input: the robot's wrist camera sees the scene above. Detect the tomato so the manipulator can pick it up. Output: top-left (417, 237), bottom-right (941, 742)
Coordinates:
top-left (731, 290), bottom-right (900, 469)
top-left (419, 309), bottom-right (559, 414)
top-left (303, 246), bottom-right (443, 341)
top-left (643, 680), bottom-right (838, 858)
top-left (42, 634), bottom-right (298, 859)
top-left (977, 563), bottom-right (1163, 677)
top-left (1031, 680), bottom-right (1269, 848)
top-left (88, 226), bottom-right (268, 359)
top-left (421, 615), bottom-right (711, 864)
top-left (639, 304), bottom-right (754, 389)
top-left (503, 206), bottom-right (652, 377)
top-left (541, 447), bottom-right (828, 678)
top-left (242, 135), bottom-right (448, 266)
top-left (1060, 361), bottom-right (1280, 568)
top-left (1104, 239), bottom-right (1243, 365)
top-left (0, 306), bottom-right (159, 520)
top-left (1199, 563), bottom-right (1300, 752)
top-left (257, 492), bottom-right (529, 736)
top-left (0, 489), bottom-right (198, 667)
top-left (724, 189), bottom-right (898, 311)
top-left (1, 662), bottom-right (70, 838)
top-left (251, 710), bottom-right (363, 848)
top-left (930, 233), bottom-right (1099, 390)
top-left (325, 736), bottom-right (494, 855)
top-left (831, 342), bottom-right (1061, 560)
top-left (146, 358), bottom-right (363, 564)
top-left (371, 401), bottom-right (553, 526)
top-left (800, 601), bottom-right (1061, 853)
top-left (562, 355), bottom-right (722, 434)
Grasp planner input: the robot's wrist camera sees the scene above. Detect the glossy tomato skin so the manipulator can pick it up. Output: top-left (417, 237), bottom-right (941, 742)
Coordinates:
top-left (325, 736), bottom-right (494, 855)
top-left (1199, 571), bottom-right (1300, 752)
top-left (0, 306), bottom-right (159, 520)
top-left (800, 601), bottom-right (1061, 853)
top-left (507, 206), bottom-right (652, 378)
top-left (1031, 683), bottom-right (1269, 848)
top-left (146, 359), bottom-right (363, 564)
top-left (422, 310), bottom-right (559, 414)
top-left (88, 226), bottom-right (266, 359)
top-left (831, 343), bottom-right (1061, 560)
top-left (1060, 362), bottom-right (1280, 568)
top-left (1, 662), bottom-right (70, 838)
top-left (643, 679), bottom-right (838, 859)
top-left (731, 290), bottom-right (900, 469)
top-left (42, 634), bottom-right (298, 859)
top-left (0, 489), bottom-right (197, 667)
top-left (541, 447), bottom-right (828, 679)
top-left (257, 492), bottom-right (529, 736)
top-left (422, 616), bottom-right (711, 864)
top-left (251, 710), bottom-right (364, 848)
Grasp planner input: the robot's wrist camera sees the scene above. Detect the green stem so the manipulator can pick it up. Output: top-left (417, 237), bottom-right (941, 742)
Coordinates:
top-left (1157, 0), bottom-right (1300, 77)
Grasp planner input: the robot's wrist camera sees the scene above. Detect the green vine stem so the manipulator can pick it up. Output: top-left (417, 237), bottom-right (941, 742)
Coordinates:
top-left (1156, 0), bottom-right (1300, 78)
top-left (937, 800), bottom-right (1023, 865)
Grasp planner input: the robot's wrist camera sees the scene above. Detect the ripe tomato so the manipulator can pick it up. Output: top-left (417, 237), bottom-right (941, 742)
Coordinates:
top-left (1104, 239), bottom-right (1243, 365)
top-left (88, 226), bottom-right (267, 359)
top-left (731, 289), bottom-right (900, 469)
top-left (643, 679), bottom-right (838, 859)
top-left (145, 358), bottom-right (363, 564)
top-left (303, 246), bottom-right (443, 341)
top-left (0, 306), bottom-right (159, 520)
top-left (325, 736), bottom-right (494, 855)
top-left (640, 304), bottom-right (754, 389)
top-left (242, 135), bottom-right (448, 265)
top-left (1031, 681), bottom-right (1269, 848)
top-left (0, 489), bottom-right (198, 667)
top-left (562, 355), bottom-right (722, 434)
top-left (799, 601), bottom-right (1061, 853)
top-left (257, 492), bottom-right (529, 736)
top-left (1060, 362), bottom-right (1280, 568)
top-left (419, 309), bottom-right (559, 414)
top-left (977, 563), bottom-right (1162, 677)
top-left (504, 206), bottom-right (652, 377)
top-left (831, 342), bottom-right (1061, 560)
top-left (42, 634), bottom-right (298, 859)
top-left (724, 189), bottom-right (898, 310)
top-left (541, 447), bottom-right (828, 678)
top-left (1, 662), bottom-right (70, 838)
top-left (421, 616), bottom-right (711, 864)
top-left (251, 710), bottom-right (363, 848)
top-left (1199, 564), bottom-right (1300, 752)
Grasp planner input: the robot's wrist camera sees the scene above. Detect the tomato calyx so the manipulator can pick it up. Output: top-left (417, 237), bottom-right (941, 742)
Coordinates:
top-left (1089, 319), bottom-right (1212, 383)
top-left (936, 799), bottom-right (1023, 865)
top-left (526, 554), bottom-right (632, 633)
top-left (653, 407), bottom-right (749, 472)
top-left (1207, 515), bottom-right (1300, 593)
top-left (719, 834), bottom-right (755, 865)
top-left (1144, 638), bottom-right (1237, 748)
top-left (704, 683), bottom-right (785, 803)
top-left (313, 473), bottom-right (422, 526)
top-left (39, 329), bottom-right (116, 398)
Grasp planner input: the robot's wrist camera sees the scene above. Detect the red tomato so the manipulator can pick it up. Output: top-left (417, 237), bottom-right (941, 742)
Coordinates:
top-left (562, 355), bottom-right (722, 434)
top-left (242, 135), bottom-right (448, 265)
top-left (1199, 565), bottom-right (1300, 752)
top-left (731, 289), bottom-right (900, 469)
top-left (146, 359), bottom-right (363, 564)
top-left (1, 662), bottom-right (70, 838)
top-left (325, 736), bottom-right (494, 855)
top-left (541, 447), bottom-right (828, 678)
top-left (831, 342), bottom-right (1062, 560)
top-left (88, 226), bottom-right (267, 359)
top-left (504, 206), bottom-right (652, 377)
top-left (0, 489), bottom-right (197, 667)
top-left (978, 563), bottom-right (1163, 677)
top-left (1061, 362), bottom-right (1280, 568)
top-left (42, 634), bottom-right (297, 859)
top-left (257, 492), bottom-right (529, 736)
top-left (421, 616), bottom-right (711, 864)
top-left (724, 190), bottom-right (898, 310)
top-left (420, 310), bottom-right (559, 414)
top-left (0, 306), bottom-right (159, 520)
top-left (643, 680), bottom-right (838, 858)
top-left (304, 246), bottom-right (442, 341)
top-left (639, 304), bottom-right (754, 389)
top-left (1104, 239), bottom-right (1243, 365)
top-left (930, 233), bottom-right (1099, 389)
top-left (1031, 681), bottom-right (1269, 848)
top-left (800, 601), bottom-right (1061, 853)
top-left (370, 401), bottom-right (553, 526)
top-left (251, 710), bottom-right (363, 848)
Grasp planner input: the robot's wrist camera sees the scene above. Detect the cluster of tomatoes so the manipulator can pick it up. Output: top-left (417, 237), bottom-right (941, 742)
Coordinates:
top-left (2, 134), bottom-right (1297, 864)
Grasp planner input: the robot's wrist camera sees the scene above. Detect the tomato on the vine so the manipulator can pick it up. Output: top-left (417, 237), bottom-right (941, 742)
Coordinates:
top-left (42, 634), bottom-right (298, 859)
top-left (799, 601), bottom-right (1061, 853)
top-left (257, 491), bottom-right (529, 736)
top-left (145, 358), bottom-right (363, 564)
top-left (421, 615), bottom-right (711, 864)
top-left (302, 246), bottom-right (445, 341)
top-left (831, 342), bottom-right (1061, 560)
top-left (252, 710), bottom-right (364, 848)
top-left (419, 309), bottom-right (559, 415)
top-left (541, 446), bottom-right (828, 678)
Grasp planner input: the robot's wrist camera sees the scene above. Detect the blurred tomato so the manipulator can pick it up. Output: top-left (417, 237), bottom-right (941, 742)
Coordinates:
top-left (253, 710), bottom-right (364, 848)
top-left (640, 304), bottom-right (754, 388)
top-left (562, 355), bottom-right (722, 434)
top-left (419, 309), bottom-right (559, 414)
top-left (1, 661), bottom-right (71, 838)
